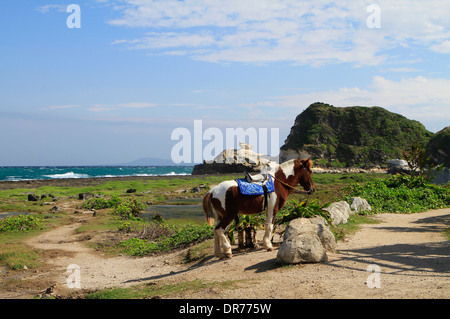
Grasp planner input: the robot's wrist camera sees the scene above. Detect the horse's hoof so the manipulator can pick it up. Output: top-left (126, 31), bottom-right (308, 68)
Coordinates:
top-left (221, 253), bottom-right (232, 259)
top-left (266, 247), bottom-right (274, 252)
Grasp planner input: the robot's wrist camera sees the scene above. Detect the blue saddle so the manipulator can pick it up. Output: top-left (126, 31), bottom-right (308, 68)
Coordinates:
top-left (236, 175), bottom-right (275, 196)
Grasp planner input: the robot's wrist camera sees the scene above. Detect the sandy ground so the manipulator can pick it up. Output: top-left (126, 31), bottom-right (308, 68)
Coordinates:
top-left (1, 208), bottom-right (448, 299)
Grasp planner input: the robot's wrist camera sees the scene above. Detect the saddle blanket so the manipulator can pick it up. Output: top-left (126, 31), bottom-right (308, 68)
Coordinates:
top-left (236, 175), bottom-right (275, 196)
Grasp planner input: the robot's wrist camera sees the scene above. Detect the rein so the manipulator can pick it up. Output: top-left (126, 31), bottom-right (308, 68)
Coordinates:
top-left (269, 172), bottom-right (313, 195)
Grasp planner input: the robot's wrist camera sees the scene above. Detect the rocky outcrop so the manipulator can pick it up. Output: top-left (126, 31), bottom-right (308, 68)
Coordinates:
top-left (28, 194), bottom-right (40, 201)
top-left (192, 142), bottom-right (278, 175)
top-left (280, 102), bottom-right (433, 168)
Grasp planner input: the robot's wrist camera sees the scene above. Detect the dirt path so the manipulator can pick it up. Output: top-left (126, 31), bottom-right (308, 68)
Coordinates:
top-left (3, 209), bottom-right (450, 299)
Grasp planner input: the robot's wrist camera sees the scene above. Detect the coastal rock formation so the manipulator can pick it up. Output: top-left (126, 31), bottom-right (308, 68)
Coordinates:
top-left (192, 142), bottom-right (277, 175)
top-left (28, 194), bottom-right (40, 201)
top-left (280, 102), bottom-right (433, 168)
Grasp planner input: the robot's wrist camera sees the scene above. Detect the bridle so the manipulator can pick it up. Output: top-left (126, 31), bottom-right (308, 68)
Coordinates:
top-left (269, 165), bottom-right (314, 194)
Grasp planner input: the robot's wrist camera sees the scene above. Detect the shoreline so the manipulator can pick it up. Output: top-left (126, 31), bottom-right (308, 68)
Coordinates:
top-left (0, 174), bottom-right (239, 190)
top-left (0, 167), bottom-right (389, 190)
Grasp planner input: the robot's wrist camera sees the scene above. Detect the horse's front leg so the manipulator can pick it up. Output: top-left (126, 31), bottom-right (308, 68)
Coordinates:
top-left (263, 195), bottom-right (277, 251)
top-left (263, 219), bottom-right (274, 251)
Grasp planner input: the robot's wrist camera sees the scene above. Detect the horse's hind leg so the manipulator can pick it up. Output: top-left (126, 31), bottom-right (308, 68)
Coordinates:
top-left (215, 227), bottom-right (231, 259)
top-left (215, 215), bottom-right (235, 259)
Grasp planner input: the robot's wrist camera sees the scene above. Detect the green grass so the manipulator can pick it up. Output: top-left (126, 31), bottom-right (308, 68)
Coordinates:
top-left (0, 175), bottom-right (235, 213)
top-left (298, 173), bottom-right (386, 204)
top-left (444, 227), bottom-right (450, 241)
top-left (332, 213), bottom-right (380, 241)
top-left (116, 222), bottom-right (214, 256)
top-left (0, 215), bottom-right (45, 233)
top-left (0, 214), bottom-right (66, 270)
top-left (85, 279), bottom-right (244, 299)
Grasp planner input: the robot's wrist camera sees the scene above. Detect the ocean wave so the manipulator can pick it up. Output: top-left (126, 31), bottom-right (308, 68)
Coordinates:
top-left (132, 172), bottom-right (190, 177)
top-left (5, 176), bottom-right (33, 181)
top-left (43, 172), bottom-right (90, 179)
top-left (0, 167), bottom-right (192, 181)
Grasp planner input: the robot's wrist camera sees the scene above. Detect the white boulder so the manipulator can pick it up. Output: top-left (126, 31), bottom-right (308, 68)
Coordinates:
top-left (276, 218), bottom-right (336, 264)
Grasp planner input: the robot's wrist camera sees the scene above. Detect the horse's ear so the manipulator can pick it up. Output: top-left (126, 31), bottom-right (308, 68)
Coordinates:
top-left (305, 158), bottom-right (313, 170)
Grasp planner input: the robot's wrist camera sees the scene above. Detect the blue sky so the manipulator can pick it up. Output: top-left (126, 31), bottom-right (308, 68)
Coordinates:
top-left (0, 0), bottom-right (449, 166)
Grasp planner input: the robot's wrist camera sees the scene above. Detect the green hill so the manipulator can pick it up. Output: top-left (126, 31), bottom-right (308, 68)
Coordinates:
top-left (426, 126), bottom-right (450, 168)
top-left (280, 102), bottom-right (434, 167)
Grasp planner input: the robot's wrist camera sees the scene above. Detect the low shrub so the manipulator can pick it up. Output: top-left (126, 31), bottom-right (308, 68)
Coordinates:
top-left (113, 199), bottom-right (147, 220)
top-left (0, 215), bottom-right (45, 233)
top-left (275, 199), bottom-right (331, 226)
top-left (82, 195), bottom-right (122, 210)
top-left (345, 174), bottom-right (450, 213)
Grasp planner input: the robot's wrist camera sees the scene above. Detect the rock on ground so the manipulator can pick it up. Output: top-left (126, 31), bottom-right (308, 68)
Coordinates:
top-left (276, 218), bottom-right (336, 264)
top-left (350, 197), bottom-right (372, 213)
top-left (322, 201), bottom-right (352, 225)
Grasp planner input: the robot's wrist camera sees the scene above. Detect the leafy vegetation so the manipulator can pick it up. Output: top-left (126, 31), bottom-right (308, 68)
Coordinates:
top-left (0, 214), bottom-right (67, 270)
top-left (274, 199), bottom-right (331, 226)
top-left (403, 141), bottom-right (443, 183)
top-left (112, 198), bottom-right (147, 220)
top-left (425, 126), bottom-right (450, 167)
top-left (344, 174), bottom-right (449, 213)
top-left (0, 215), bottom-right (45, 233)
top-left (116, 222), bottom-right (213, 256)
top-left (81, 195), bottom-right (122, 210)
top-left (85, 279), bottom-right (242, 299)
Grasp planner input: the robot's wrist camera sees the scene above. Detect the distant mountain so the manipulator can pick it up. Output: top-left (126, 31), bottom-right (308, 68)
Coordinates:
top-left (117, 157), bottom-right (195, 166)
top-left (280, 102), bottom-right (434, 167)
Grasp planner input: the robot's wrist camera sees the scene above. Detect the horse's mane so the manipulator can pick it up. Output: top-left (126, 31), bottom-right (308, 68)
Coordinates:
top-left (278, 159), bottom-right (297, 172)
top-left (276, 158), bottom-right (313, 175)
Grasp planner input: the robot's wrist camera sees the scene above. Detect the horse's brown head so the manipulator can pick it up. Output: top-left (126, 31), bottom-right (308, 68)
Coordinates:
top-left (294, 158), bottom-right (315, 194)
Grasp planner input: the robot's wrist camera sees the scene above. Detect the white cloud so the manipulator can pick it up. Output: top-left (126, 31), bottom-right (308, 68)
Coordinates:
top-left (45, 104), bottom-right (79, 110)
top-left (116, 102), bottom-right (157, 108)
top-left (37, 4), bottom-right (67, 13)
top-left (87, 102), bottom-right (156, 112)
top-left (107, 0), bottom-right (450, 66)
top-left (385, 67), bottom-right (421, 73)
top-left (431, 40), bottom-right (450, 53)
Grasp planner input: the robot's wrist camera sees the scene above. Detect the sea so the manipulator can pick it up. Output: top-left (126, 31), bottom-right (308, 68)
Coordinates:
top-left (0, 166), bottom-right (194, 182)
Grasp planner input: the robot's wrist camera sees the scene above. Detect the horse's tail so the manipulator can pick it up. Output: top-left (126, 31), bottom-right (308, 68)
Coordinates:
top-left (203, 192), bottom-right (216, 227)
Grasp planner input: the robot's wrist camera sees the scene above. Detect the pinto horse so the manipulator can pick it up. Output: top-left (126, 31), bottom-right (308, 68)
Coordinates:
top-left (203, 158), bottom-right (315, 259)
